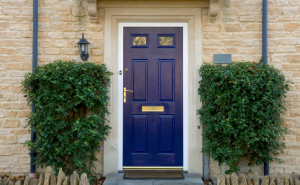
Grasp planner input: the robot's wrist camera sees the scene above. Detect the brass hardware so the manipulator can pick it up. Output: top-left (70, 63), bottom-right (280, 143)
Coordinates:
top-left (123, 166), bottom-right (183, 170)
top-left (142, 106), bottom-right (164, 112)
top-left (124, 87), bottom-right (133, 103)
top-left (125, 68), bottom-right (128, 71)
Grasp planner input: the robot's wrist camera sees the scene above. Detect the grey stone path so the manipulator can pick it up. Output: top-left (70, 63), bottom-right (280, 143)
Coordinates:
top-left (103, 173), bottom-right (204, 185)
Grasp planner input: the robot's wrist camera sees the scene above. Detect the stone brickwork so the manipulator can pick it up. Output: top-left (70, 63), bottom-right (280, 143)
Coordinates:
top-left (0, 0), bottom-right (104, 175)
top-left (202, 0), bottom-right (300, 178)
top-left (0, 167), bottom-right (94, 185)
top-left (0, 0), bottom-right (299, 177)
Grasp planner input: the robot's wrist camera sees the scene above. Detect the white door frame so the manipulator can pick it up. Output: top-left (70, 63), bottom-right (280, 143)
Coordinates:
top-left (118, 23), bottom-right (189, 171)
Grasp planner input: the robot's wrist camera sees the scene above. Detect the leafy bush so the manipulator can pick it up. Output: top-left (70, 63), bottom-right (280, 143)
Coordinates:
top-left (198, 62), bottom-right (291, 174)
top-left (22, 60), bottom-right (112, 177)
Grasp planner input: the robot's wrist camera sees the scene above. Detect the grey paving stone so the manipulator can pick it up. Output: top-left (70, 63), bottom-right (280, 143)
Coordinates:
top-left (103, 173), bottom-right (153, 185)
top-left (103, 173), bottom-right (203, 185)
top-left (154, 174), bottom-right (203, 185)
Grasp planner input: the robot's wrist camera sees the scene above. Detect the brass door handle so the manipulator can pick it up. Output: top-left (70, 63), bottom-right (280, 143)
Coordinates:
top-left (124, 87), bottom-right (133, 103)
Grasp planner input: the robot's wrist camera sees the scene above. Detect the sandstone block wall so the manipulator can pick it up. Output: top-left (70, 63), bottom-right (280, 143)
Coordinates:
top-left (0, 0), bottom-right (104, 175)
top-left (201, 0), bottom-right (300, 178)
top-left (0, 0), bottom-right (299, 177)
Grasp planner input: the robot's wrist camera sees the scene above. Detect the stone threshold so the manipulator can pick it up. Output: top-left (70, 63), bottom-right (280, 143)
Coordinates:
top-left (103, 173), bottom-right (204, 185)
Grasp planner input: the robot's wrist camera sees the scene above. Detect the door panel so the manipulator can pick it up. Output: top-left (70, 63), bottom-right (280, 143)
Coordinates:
top-left (123, 27), bottom-right (183, 167)
top-left (159, 115), bottom-right (174, 153)
top-left (133, 60), bottom-right (148, 101)
top-left (132, 115), bottom-right (147, 153)
top-left (159, 60), bottom-right (174, 101)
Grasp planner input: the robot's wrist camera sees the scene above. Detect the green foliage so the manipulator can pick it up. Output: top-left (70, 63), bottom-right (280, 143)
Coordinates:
top-left (22, 60), bottom-right (112, 177)
top-left (198, 62), bottom-right (291, 174)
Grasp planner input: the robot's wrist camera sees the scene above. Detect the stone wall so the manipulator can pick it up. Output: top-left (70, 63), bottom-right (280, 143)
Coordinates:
top-left (216, 172), bottom-right (297, 185)
top-left (0, 0), bottom-right (299, 177)
top-left (0, 166), bottom-right (93, 185)
top-left (0, 0), bottom-right (104, 175)
top-left (201, 0), bottom-right (300, 178)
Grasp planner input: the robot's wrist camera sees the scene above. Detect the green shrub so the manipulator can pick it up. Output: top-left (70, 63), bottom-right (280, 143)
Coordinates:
top-left (22, 60), bottom-right (112, 177)
top-left (198, 62), bottom-right (291, 174)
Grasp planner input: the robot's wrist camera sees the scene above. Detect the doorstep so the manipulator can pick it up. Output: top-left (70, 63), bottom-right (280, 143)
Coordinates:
top-left (103, 173), bottom-right (204, 185)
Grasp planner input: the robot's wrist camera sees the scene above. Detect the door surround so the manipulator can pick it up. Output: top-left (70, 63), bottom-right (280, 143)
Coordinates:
top-left (104, 7), bottom-right (203, 176)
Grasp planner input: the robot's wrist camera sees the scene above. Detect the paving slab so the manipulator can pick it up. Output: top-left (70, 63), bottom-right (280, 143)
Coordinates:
top-left (103, 173), bottom-right (153, 185)
top-left (154, 174), bottom-right (203, 185)
top-left (103, 173), bottom-right (204, 185)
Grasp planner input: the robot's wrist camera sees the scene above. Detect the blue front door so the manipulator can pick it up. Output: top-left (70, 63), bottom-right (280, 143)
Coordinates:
top-left (123, 27), bottom-right (183, 167)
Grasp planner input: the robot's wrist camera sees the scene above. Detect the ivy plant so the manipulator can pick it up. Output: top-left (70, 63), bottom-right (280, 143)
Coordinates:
top-left (198, 62), bottom-right (291, 174)
top-left (22, 60), bottom-right (112, 177)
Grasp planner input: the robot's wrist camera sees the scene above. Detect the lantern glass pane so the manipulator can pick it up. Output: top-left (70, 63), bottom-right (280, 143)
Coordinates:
top-left (81, 44), bottom-right (85, 53)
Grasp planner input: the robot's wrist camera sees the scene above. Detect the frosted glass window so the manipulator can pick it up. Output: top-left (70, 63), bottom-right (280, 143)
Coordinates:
top-left (133, 36), bottom-right (147, 46)
top-left (159, 37), bottom-right (173, 46)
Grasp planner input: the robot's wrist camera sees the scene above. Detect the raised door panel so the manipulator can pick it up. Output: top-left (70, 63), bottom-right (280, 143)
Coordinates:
top-left (159, 115), bottom-right (174, 153)
top-left (159, 60), bottom-right (174, 102)
top-left (132, 115), bottom-right (148, 153)
top-left (133, 60), bottom-right (148, 101)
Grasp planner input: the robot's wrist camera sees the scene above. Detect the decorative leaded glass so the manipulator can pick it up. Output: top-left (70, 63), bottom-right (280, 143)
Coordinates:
top-left (133, 36), bottom-right (147, 46)
top-left (159, 36), bottom-right (173, 46)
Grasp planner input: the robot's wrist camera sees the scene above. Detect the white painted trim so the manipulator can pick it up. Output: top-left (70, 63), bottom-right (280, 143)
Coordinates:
top-left (118, 23), bottom-right (189, 171)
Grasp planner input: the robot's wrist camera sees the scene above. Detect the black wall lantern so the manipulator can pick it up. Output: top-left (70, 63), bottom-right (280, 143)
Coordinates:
top-left (77, 33), bottom-right (89, 61)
